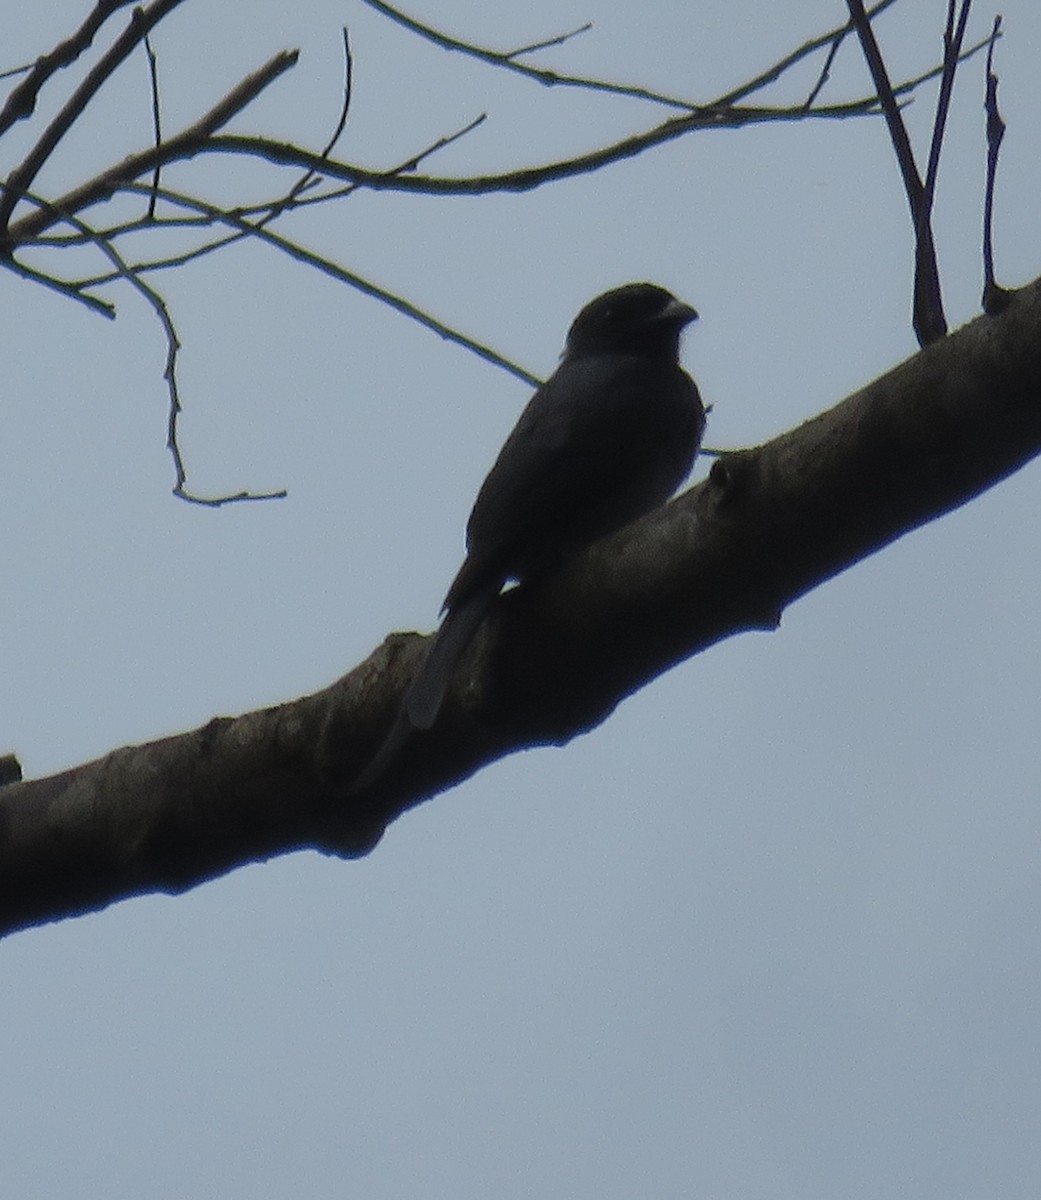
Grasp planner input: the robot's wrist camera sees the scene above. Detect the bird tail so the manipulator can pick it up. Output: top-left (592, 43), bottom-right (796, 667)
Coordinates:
top-left (404, 587), bottom-right (497, 730)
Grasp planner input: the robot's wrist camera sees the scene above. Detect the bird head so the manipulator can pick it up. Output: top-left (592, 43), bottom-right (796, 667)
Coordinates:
top-left (564, 282), bottom-right (698, 360)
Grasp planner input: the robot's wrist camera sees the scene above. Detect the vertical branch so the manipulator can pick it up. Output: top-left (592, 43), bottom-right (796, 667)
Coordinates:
top-left (144, 35), bottom-right (163, 218)
top-left (982, 16), bottom-right (1010, 315)
top-left (845, 0), bottom-right (946, 346)
top-left (923, 0), bottom-right (972, 207)
top-left (264, 26), bottom-right (354, 219)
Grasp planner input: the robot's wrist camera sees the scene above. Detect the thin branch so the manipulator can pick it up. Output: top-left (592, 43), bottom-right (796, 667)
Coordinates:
top-left (255, 27), bottom-right (354, 227)
top-left (20, 190), bottom-right (286, 506)
top-left (507, 23), bottom-right (593, 60)
top-left (923, 0), bottom-right (972, 208)
top-left (802, 25), bottom-right (846, 110)
top-left (0, 63), bottom-right (34, 83)
top-left (200, 94), bottom-right (912, 189)
top-left (845, 0), bottom-right (946, 346)
top-left (361, 0), bottom-right (707, 111)
top-left (71, 228), bottom-right (248, 283)
top-left (324, 28), bottom-right (354, 154)
top-left (215, 113), bottom-right (724, 192)
top-left (212, 111), bottom-right (488, 214)
top-left (982, 16), bottom-right (1010, 315)
top-left (870, 30), bottom-right (990, 108)
top-left (716, 0), bottom-right (899, 106)
top-left (0, 0), bottom-right (192, 238)
top-left (58, 113), bottom-right (490, 289)
top-left (143, 35), bottom-right (162, 218)
top-left (0, 0), bottom-right (138, 136)
top-left (0, 84), bottom-right (938, 256)
top-left (844, 1), bottom-right (924, 206)
top-left (119, 181), bottom-right (544, 388)
top-left (5, 49), bottom-right (300, 247)
top-left (4, 14), bottom-right (991, 252)
top-left (32, 211), bottom-right (213, 248)
top-left (364, 0), bottom-right (909, 114)
top-left (341, 110), bottom-right (486, 181)
top-left (3, 254), bottom-right (116, 318)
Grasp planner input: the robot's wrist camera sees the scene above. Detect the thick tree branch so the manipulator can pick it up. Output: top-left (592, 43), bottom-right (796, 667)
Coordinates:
top-left (4, 278), bottom-right (1041, 938)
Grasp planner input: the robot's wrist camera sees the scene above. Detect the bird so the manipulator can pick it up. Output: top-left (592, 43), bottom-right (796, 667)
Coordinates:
top-left (407, 281), bottom-right (704, 724)
top-left (352, 282), bottom-right (704, 790)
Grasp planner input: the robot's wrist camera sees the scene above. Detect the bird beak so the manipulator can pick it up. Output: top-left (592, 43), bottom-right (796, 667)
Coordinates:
top-left (655, 298), bottom-right (698, 326)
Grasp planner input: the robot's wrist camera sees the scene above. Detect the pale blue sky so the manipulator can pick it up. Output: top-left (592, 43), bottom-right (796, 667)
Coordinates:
top-left (3, 2), bottom-right (1041, 1198)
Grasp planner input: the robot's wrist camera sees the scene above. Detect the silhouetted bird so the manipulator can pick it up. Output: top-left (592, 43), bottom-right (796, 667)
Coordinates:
top-left (351, 282), bottom-right (704, 792)
top-left (406, 281), bottom-right (705, 729)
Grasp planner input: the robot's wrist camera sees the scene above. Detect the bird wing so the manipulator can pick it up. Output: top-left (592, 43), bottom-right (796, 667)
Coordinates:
top-left (461, 354), bottom-right (703, 593)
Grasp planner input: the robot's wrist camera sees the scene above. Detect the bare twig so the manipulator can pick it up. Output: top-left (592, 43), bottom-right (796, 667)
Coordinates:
top-left (257, 27), bottom-right (355, 225)
top-left (845, 0), bottom-right (946, 346)
top-left (364, 111), bottom-right (487, 178)
top-left (211, 113), bottom-right (728, 191)
top-left (982, 16), bottom-right (1010, 315)
top-left (23, 169), bottom-right (541, 397)
top-left (361, 0), bottom-right (707, 111)
top-left (201, 92), bottom-right (910, 187)
top-left (844, 2), bottom-right (925, 214)
top-left (802, 26), bottom-right (846, 110)
top-left (4, 0), bottom-right (991, 387)
top-left (0, 0), bottom-right (192, 238)
top-left (0, 0), bottom-right (137, 135)
top-left (59, 113), bottom-right (490, 289)
top-left (718, 0), bottom-right (898, 106)
top-left (4, 6), bottom-right (990, 255)
top-left (316, 28), bottom-right (354, 159)
top-left (923, 0), bottom-right (972, 207)
top-left (5, 50), bottom-right (300, 247)
top-left (0, 63), bottom-right (34, 83)
top-left (507, 23), bottom-right (592, 60)
top-left (120, 181), bottom-right (544, 388)
top-left (72, 230), bottom-right (246, 281)
top-left (32, 211), bottom-right (212, 249)
top-left (360, 0), bottom-right (919, 116)
top-left (10, 21), bottom-right (991, 255)
top-left (20, 190), bottom-right (286, 506)
top-left (143, 35), bottom-right (162, 218)
top-left (4, 254), bottom-right (116, 318)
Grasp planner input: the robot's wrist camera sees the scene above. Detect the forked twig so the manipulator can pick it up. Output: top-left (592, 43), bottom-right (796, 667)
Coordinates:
top-left (19, 190), bottom-right (287, 506)
top-left (259, 26), bottom-right (356, 223)
top-left (845, 0), bottom-right (965, 346)
top-left (4, 253), bottom-right (116, 318)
